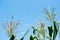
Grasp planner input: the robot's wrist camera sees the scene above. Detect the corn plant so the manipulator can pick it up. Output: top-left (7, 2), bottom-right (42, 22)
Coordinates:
top-left (44, 7), bottom-right (59, 40)
top-left (2, 16), bottom-right (19, 40)
top-left (30, 22), bottom-right (46, 40)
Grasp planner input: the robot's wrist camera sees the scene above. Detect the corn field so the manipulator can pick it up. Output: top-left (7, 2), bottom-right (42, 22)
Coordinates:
top-left (0, 7), bottom-right (60, 40)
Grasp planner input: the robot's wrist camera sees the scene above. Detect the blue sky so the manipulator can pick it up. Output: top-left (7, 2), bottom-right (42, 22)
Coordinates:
top-left (0, 0), bottom-right (60, 40)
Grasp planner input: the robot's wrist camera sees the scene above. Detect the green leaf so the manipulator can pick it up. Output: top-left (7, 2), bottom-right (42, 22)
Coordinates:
top-left (10, 34), bottom-right (15, 40)
top-left (48, 26), bottom-right (53, 37)
top-left (20, 37), bottom-right (24, 40)
top-left (32, 26), bottom-right (36, 34)
top-left (53, 21), bottom-right (58, 40)
top-left (30, 35), bottom-right (34, 40)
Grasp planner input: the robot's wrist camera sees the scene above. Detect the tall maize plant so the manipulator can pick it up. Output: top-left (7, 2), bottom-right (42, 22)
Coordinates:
top-left (30, 22), bottom-right (46, 40)
top-left (2, 16), bottom-right (19, 40)
top-left (44, 7), bottom-right (59, 40)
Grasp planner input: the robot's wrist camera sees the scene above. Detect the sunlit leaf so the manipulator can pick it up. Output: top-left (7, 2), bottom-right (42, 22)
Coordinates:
top-left (39, 22), bottom-right (45, 37)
